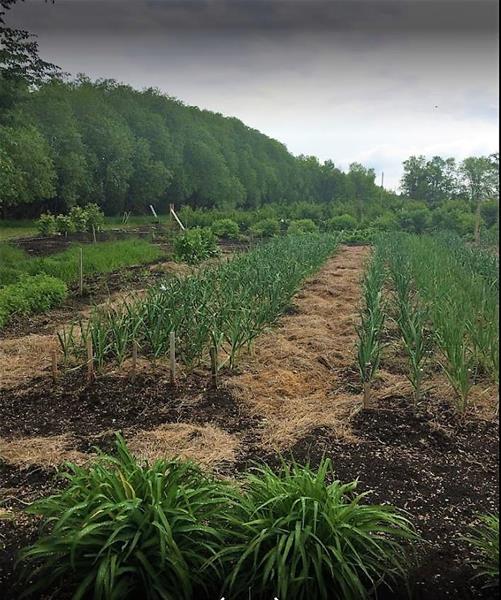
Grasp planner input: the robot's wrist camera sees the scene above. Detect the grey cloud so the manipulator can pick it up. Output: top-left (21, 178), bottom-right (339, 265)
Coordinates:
top-left (11, 0), bottom-right (499, 34)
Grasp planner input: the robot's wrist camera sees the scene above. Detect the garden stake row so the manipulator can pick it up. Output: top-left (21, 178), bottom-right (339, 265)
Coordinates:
top-left (58, 234), bottom-right (341, 378)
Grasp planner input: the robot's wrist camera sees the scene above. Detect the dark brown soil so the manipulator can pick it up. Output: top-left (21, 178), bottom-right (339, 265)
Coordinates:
top-left (13, 225), bottom-right (171, 257)
top-left (282, 399), bottom-right (499, 600)
top-left (0, 372), bottom-right (260, 441)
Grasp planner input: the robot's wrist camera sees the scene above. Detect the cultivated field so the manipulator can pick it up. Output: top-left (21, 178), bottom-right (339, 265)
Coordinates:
top-left (0, 231), bottom-right (498, 599)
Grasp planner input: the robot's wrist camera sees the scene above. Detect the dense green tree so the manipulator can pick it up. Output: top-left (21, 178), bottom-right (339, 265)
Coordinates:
top-left (459, 155), bottom-right (498, 244)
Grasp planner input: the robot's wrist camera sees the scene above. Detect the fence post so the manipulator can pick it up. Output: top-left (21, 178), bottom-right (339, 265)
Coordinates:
top-left (169, 331), bottom-right (176, 386)
top-left (79, 247), bottom-right (84, 296)
top-left (87, 337), bottom-right (95, 383)
top-left (210, 346), bottom-right (218, 389)
top-left (51, 348), bottom-right (58, 383)
top-left (131, 339), bottom-right (138, 376)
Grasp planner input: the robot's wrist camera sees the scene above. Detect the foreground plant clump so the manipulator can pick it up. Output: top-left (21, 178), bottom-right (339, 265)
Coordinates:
top-left (60, 233), bottom-right (340, 370)
top-left (220, 460), bottom-right (417, 600)
top-left (19, 438), bottom-right (417, 599)
top-left (20, 437), bottom-right (233, 600)
top-left (463, 514), bottom-right (500, 586)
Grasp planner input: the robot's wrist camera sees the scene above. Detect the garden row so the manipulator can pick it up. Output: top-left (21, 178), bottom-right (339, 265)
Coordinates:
top-left (356, 232), bottom-right (499, 414)
top-left (58, 233), bottom-right (341, 372)
top-left (14, 435), bottom-right (498, 600)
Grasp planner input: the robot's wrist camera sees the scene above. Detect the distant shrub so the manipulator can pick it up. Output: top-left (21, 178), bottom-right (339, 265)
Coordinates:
top-left (83, 202), bottom-right (105, 232)
top-left (21, 435), bottom-right (232, 600)
top-left (174, 227), bottom-right (220, 264)
top-left (68, 205), bottom-right (88, 232)
top-left (288, 218), bottom-right (318, 234)
top-left (0, 274), bottom-right (67, 328)
top-left (481, 200), bottom-right (499, 229)
top-left (399, 205), bottom-right (431, 234)
top-left (326, 214), bottom-right (358, 231)
top-left (340, 228), bottom-right (378, 245)
top-left (55, 214), bottom-right (76, 236)
top-left (251, 218), bottom-right (280, 238)
top-left (371, 213), bottom-right (399, 231)
top-left (222, 459), bottom-right (416, 600)
top-left (211, 218), bottom-right (240, 239)
top-left (37, 213), bottom-right (57, 236)
top-left (37, 204), bottom-right (105, 238)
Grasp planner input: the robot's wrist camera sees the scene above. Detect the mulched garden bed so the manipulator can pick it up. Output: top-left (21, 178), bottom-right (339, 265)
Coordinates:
top-left (1, 371), bottom-right (498, 599)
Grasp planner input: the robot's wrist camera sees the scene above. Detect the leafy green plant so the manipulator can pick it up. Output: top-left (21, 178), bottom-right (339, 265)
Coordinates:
top-left (55, 214), bottom-right (76, 237)
top-left (0, 274), bottom-right (67, 328)
top-left (287, 218), bottom-right (318, 234)
top-left (174, 228), bottom-right (220, 265)
top-left (37, 213), bottom-right (57, 236)
top-left (20, 435), bottom-right (233, 600)
top-left (69, 205), bottom-right (89, 233)
top-left (326, 213), bottom-right (358, 231)
top-left (463, 515), bottom-right (499, 586)
top-left (220, 459), bottom-right (416, 600)
top-left (250, 218), bottom-right (280, 238)
top-left (211, 218), bottom-right (240, 240)
top-left (83, 203), bottom-right (105, 233)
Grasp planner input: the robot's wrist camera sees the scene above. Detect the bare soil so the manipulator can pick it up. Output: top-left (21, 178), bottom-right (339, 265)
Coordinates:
top-left (0, 245), bottom-right (498, 599)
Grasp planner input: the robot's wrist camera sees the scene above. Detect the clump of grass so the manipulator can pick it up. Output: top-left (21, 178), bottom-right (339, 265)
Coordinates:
top-left (221, 459), bottom-right (417, 600)
top-left (0, 238), bottom-right (163, 288)
top-left (0, 274), bottom-right (68, 328)
top-left (464, 514), bottom-right (499, 586)
top-left (20, 435), bottom-right (233, 600)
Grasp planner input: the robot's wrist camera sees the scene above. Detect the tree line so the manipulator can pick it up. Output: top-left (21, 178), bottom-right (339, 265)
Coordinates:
top-left (0, 0), bottom-right (498, 238)
top-left (0, 75), bottom-right (394, 218)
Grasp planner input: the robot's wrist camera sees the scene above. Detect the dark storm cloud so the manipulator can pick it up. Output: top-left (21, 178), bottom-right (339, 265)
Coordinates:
top-left (12, 0), bottom-right (499, 34)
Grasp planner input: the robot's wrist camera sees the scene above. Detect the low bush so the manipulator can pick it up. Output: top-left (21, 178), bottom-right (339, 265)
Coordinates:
top-left (174, 227), bottom-right (220, 264)
top-left (326, 214), bottom-right (359, 231)
top-left (464, 514), bottom-right (499, 585)
top-left (37, 203), bottom-right (105, 238)
top-left (340, 228), bottom-right (378, 244)
top-left (55, 214), bottom-right (76, 236)
top-left (287, 218), bottom-right (318, 234)
top-left (20, 436), bottom-right (233, 600)
top-left (0, 274), bottom-right (67, 328)
top-left (221, 459), bottom-right (416, 600)
top-left (211, 218), bottom-right (240, 239)
top-left (250, 218), bottom-right (280, 238)
top-left (37, 213), bottom-right (57, 236)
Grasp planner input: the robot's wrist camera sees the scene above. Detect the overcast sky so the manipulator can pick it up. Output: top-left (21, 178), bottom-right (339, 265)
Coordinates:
top-left (7, 0), bottom-right (499, 189)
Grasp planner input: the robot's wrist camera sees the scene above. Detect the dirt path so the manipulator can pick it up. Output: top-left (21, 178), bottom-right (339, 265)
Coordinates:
top-left (228, 244), bottom-right (370, 448)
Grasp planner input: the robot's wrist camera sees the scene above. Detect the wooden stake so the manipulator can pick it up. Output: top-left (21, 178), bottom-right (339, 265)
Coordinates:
top-left (169, 331), bottom-right (176, 386)
top-left (131, 339), bottom-right (138, 376)
top-left (362, 381), bottom-right (370, 409)
top-left (210, 346), bottom-right (218, 389)
top-left (86, 337), bottom-right (95, 383)
top-left (79, 247), bottom-right (84, 296)
top-left (51, 348), bottom-right (58, 383)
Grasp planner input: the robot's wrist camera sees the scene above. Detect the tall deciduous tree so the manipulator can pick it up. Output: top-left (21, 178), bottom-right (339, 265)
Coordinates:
top-left (460, 155), bottom-right (499, 245)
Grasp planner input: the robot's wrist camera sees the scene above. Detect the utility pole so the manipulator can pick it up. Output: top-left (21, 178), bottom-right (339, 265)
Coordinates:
top-left (380, 171), bottom-right (384, 202)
